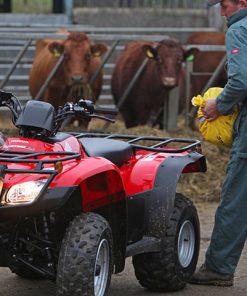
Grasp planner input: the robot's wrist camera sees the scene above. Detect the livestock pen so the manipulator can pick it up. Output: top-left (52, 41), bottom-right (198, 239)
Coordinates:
top-left (0, 25), bottom-right (225, 131)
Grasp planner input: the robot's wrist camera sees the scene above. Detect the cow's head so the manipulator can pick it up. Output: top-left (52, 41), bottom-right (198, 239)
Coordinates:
top-left (142, 39), bottom-right (198, 88)
top-left (48, 32), bottom-right (107, 98)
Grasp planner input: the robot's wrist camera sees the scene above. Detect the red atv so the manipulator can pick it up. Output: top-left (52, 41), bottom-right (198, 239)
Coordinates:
top-left (0, 90), bottom-right (206, 296)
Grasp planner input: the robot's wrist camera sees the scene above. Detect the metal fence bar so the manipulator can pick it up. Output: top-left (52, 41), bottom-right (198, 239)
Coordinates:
top-left (117, 59), bottom-right (149, 109)
top-left (34, 54), bottom-right (65, 101)
top-left (0, 32), bottom-right (169, 41)
top-left (201, 55), bottom-right (227, 94)
top-left (0, 26), bottom-right (218, 38)
top-left (0, 38), bottom-right (32, 89)
top-left (103, 56), bottom-right (150, 129)
top-left (0, 27), bottom-right (227, 131)
top-left (89, 40), bottom-right (120, 86)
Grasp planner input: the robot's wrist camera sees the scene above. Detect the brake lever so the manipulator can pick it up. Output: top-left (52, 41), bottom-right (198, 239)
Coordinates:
top-left (90, 114), bottom-right (115, 123)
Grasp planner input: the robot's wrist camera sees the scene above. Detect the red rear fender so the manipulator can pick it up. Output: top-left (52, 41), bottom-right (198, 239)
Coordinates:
top-left (121, 151), bottom-right (206, 196)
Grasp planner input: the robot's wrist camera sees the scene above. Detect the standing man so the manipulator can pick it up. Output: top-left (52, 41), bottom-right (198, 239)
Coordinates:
top-left (190, 0), bottom-right (247, 286)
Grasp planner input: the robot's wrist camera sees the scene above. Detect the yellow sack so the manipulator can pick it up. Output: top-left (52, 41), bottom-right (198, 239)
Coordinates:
top-left (191, 87), bottom-right (238, 147)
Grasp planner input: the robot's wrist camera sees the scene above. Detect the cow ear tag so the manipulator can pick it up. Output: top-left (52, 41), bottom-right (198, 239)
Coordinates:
top-left (52, 48), bottom-right (62, 57)
top-left (93, 51), bottom-right (101, 57)
top-left (186, 54), bottom-right (194, 62)
top-left (146, 49), bottom-right (155, 59)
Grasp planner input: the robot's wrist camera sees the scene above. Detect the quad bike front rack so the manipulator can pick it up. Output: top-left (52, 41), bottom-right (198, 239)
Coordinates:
top-left (0, 150), bottom-right (81, 202)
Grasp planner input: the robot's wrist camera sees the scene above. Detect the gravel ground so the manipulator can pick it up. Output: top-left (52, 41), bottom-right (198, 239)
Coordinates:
top-left (0, 202), bottom-right (246, 296)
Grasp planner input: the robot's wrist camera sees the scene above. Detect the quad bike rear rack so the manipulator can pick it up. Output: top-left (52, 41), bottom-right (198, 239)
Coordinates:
top-left (71, 132), bottom-right (202, 154)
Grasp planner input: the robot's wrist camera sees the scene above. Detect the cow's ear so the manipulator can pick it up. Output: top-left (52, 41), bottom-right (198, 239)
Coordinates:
top-left (91, 44), bottom-right (108, 57)
top-left (142, 45), bottom-right (158, 60)
top-left (183, 47), bottom-right (200, 61)
top-left (48, 42), bottom-right (64, 57)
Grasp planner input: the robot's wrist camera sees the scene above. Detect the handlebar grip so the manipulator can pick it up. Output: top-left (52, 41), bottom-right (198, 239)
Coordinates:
top-left (0, 90), bottom-right (12, 101)
top-left (94, 106), bottom-right (118, 116)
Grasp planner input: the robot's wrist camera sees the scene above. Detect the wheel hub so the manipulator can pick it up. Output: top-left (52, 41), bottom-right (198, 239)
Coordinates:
top-left (178, 220), bottom-right (195, 268)
top-left (94, 238), bottom-right (109, 296)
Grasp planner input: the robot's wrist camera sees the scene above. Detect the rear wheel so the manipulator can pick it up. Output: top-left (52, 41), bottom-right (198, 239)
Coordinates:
top-left (56, 213), bottom-right (113, 296)
top-left (132, 193), bottom-right (200, 291)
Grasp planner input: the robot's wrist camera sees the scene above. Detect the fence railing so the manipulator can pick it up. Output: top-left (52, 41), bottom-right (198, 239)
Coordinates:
top-left (0, 25), bottom-right (225, 130)
top-left (73, 0), bottom-right (207, 9)
top-left (0, 25), bottom-right (222, 106)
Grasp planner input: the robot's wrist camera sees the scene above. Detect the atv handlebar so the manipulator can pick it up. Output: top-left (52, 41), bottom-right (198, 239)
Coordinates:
top-left (58, 99), bottom-right (117, 122)
top-left (0, 90), bottom-right (21, 124)
top-left (0, 90), bottom-right (12, 103)
top-left (0, 90), bottom-right (118, 137)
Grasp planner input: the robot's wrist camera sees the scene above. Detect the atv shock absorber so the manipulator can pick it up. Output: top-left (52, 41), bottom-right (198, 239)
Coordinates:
top-left (41, 214), bottom-right (55, 271)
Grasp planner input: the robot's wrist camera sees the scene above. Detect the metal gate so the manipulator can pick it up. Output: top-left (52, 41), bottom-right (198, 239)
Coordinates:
top-left (0, 25), bottom-right (225, 131)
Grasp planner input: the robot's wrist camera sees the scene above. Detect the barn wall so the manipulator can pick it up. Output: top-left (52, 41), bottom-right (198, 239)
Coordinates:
top-left (0, 13), bottom-right (69, 25)
top-left (74, 8), bottom-right (209, 42)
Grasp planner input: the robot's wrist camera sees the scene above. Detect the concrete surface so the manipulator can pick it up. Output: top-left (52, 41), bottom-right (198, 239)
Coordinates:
top-left (0, 202), bottom-right (246, 296)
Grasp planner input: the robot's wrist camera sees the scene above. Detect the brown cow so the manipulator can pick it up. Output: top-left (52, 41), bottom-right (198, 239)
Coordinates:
top-left (111, 38), bottom-right (197, 128)
top-left (186, 31), bottom-right (226, 98)
top-left (28, 32), bottom-right (107, 120)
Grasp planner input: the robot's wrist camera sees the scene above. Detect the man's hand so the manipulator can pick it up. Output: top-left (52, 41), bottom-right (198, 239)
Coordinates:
top-left (202, 98), bottom-right (219, 121)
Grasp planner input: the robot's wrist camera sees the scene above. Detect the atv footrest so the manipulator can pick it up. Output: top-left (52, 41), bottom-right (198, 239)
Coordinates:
top-left (126, 236), bottom-right (161, 258)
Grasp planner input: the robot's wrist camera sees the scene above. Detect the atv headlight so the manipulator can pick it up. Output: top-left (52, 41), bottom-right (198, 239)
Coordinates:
top-left (5, 179), bottom-right (47, 205)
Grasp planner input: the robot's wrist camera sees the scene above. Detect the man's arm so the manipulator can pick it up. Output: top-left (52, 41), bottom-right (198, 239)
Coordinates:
top-left (202, 98), bottom-right (219, 121)
top-left (204, 26), bottom-right (247, 120)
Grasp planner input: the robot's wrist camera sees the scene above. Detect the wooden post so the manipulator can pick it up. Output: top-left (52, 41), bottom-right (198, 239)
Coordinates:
top-left (163, 87), bottom-right (179, 131)
top-left (185, 56), bottom-right (194, 127)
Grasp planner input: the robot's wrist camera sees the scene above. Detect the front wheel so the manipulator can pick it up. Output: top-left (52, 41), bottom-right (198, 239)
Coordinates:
top-left (133, 193), bottom-right (200, 292)
top-left (56, 213), bottom-right (113, 296)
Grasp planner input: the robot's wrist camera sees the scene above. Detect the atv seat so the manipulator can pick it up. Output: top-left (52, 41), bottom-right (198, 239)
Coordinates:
top-left (79, 138), bottom-right (134, 167)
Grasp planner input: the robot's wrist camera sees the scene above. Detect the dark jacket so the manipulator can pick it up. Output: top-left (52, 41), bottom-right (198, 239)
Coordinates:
top-left (216, 8), bottom-right (247, 153)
